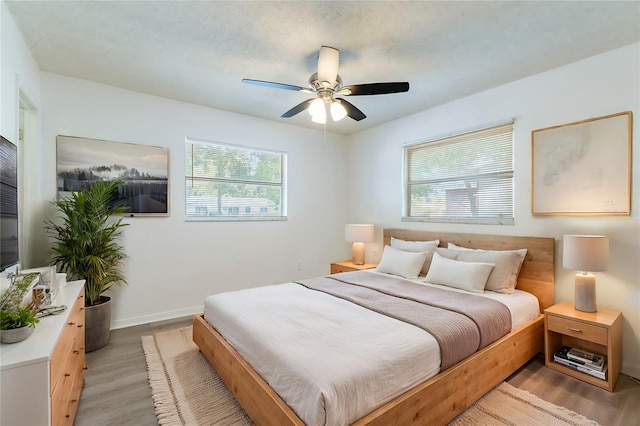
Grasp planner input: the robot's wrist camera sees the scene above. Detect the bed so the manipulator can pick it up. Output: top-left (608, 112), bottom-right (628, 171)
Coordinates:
top-left (193, 229), bottom-right (555, 425)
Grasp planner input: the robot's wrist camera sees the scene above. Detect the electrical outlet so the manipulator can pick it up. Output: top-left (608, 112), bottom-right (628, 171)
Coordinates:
top-left (296, 262), bottom-right (303, 271)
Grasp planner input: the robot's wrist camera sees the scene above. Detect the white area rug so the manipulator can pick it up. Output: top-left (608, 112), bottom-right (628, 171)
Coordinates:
top-left (142, 326), bottom-right (600, 426)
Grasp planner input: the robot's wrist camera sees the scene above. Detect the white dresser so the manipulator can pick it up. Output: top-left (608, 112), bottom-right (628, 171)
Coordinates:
top-left (0, 280), bottom-right (85, 426)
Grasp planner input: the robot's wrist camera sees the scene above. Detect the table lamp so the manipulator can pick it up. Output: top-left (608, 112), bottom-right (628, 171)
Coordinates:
top-left (345, 224), bottom-right (374, 265)
top-left (563, 235), bottom-right (609, 312)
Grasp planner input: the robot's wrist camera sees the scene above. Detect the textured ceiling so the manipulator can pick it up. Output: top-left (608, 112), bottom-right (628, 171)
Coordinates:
top-left (6, 1), bottom-right (640, 135)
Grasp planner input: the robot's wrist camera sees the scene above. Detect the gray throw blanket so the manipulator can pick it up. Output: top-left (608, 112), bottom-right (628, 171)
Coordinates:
top-left (295, 271), bottom-right (511, 370)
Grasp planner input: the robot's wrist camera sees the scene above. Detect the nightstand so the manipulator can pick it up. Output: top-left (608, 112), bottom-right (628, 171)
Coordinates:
top-left (330, 260), bottom-right (378, 274)
top-left (544, 301), bottom-right (622, 391)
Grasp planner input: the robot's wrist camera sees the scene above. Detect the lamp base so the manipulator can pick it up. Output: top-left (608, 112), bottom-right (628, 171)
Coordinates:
top-left (351, 242), bottom-right (365, 265)
top-left (574, 273), bottom-right (597, 312)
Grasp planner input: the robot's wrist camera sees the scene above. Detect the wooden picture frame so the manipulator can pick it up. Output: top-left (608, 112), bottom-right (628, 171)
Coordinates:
top-left (531, 111), bottom-right (632, 216)
top-left (56, 135), bottom-right (170, 216)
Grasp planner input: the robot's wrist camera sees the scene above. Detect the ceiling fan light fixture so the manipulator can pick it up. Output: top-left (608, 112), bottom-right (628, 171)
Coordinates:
top-left (243, 46), bottom-right (409, 124)
top-left (311, 106), bottom-right (326, 124)
top-left (330, 100), bottom-right (347, 121)
top-left (308, 98), bottom-right (325, 117)
top-left (318, 46), bottom-right (339, 86)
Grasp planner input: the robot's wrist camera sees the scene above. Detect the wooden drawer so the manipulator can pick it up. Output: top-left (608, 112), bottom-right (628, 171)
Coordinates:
top-left (50, 327), bottom-right (74, 394)
top-left (51, 367), bottom-right (74, 426)
top-left (50, 293), bottom-right (84, 394)
top-left (330, 261), bottom-right (377, 274)
top-left (547, 315), bottom-right (607, 345)
top-left (51, 290), bottom-right (86, 426)
top-left (52, 353), bottom-right (84, 426)
top-left (331, 264), bottom-right (354, 273)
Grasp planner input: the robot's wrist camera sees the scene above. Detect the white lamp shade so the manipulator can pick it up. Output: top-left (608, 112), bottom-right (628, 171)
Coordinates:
top-left (310, 100), bottom-right (326, 124)
top-left (318, 46), bottom-right (339, 86)
top-left (345, 224), bottom-right (374, 243)
top-left (330, 100), bottom-right (347, 121)
top-left (308, 98), bottom-right (324, 116)
top-left (563, 235), bottom-right (609, 272)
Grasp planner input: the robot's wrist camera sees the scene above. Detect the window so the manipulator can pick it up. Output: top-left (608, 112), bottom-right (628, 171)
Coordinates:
top-left (404, 122), bottom-right (514, 225)
top-left (185, 139), bottom-right (287, 221)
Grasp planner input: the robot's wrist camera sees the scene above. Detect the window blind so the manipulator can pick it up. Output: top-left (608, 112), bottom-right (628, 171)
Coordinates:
top-left (404, 122), bottom-right (514, 224)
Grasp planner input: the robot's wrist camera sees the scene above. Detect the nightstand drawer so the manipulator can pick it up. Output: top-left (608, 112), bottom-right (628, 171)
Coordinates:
top-left (330, 261), bottom-right (378, 274)
top-left (331, 264), bottom-right (354, 274)
top-left (547, 315), bottom-right (607, 345)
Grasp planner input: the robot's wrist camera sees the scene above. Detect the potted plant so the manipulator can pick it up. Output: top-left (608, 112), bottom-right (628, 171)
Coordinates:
top-left (46, 180), bottom-right (129, 352)
top-left (0, 272), bottom-right (40, 343)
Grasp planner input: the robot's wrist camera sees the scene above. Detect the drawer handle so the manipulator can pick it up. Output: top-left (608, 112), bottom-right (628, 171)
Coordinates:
top-left (66, 415), bottom-right (70, 419)
top-left (64, 373), bottom-right (71, 377)
top-left (68, 321), bottom-right (76, 326)
top-left (567, 327), bottom-right (583, 333)
top-left (77, 324), bottom-right (84, 328)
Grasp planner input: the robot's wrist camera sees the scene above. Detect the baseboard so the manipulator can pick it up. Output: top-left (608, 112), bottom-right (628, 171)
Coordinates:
top-left (622, 362), bottom-right (640, 381)
top-left (110, 305), bottom-right (203, 330)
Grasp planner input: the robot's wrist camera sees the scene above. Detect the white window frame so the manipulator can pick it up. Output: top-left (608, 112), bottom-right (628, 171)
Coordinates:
top-left (403, 121), bottom-right (515, 225)
top-left (185, 138), bottom-right (287, 222)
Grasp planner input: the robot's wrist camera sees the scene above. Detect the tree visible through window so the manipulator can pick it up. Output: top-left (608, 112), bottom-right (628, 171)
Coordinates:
top-left (404, 122), bottom-right (514, 224)
top-left (185, 139), bottom-right (287, 220)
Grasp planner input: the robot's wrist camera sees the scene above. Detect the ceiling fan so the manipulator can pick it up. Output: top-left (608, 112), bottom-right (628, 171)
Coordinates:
top-left (242, 46), bottom-right (410, 123)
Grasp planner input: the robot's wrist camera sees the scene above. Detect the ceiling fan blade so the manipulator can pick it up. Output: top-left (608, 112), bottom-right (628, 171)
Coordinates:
top-left (242, 79), bottom-right (313, 93)
top-left (281, 99), bottom-right (316, 118)
top-left (338, 98), bottom-right (366, 121)
top-left (318, 46), bottom-right (339, 86)
top-left (338, 82), bottom-right (410, 96)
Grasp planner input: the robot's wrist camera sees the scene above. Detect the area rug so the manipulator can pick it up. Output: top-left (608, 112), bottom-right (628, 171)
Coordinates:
top-left (142, 326), bottom-right (600, 426)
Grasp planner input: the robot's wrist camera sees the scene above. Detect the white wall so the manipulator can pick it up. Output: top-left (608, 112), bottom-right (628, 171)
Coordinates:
top-left (36, 73), bottom-right (349, 328)
top-left (346, 43), bottom-right (640, 377)
top-left (0, 1), bottom-right (40, 139)
top-left (0, 1), bottom-right (42, 287)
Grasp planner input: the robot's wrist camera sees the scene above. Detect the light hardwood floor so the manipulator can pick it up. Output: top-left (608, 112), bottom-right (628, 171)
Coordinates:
top-left (76, 317), bottom-right (640, 426)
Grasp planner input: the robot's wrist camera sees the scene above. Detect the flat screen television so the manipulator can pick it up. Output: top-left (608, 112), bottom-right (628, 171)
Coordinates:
top-left (0, 135), bottom-right (19, 272)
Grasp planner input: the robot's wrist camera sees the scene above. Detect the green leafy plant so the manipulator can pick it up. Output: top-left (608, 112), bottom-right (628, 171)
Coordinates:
top-left (46, 180), bottom-right (129, 306)
top-left (0, 272), bottom-right (40, 330)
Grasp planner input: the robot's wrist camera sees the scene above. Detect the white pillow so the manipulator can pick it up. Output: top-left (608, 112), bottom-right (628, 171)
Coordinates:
top-left (390, 237), bottom-right (440, 276)
top-left (425, 252), bottom-right (495, 293)
top-left (435, 247), bottom-right (462, 259)
top-left (390, 237), bottom-right (439, 252)
top-left (447, 243), bottom-right (527, 294)
top-left (375, 245), bottom-right (429, 279)
top-left (409, 247), bottom-right (461, 276)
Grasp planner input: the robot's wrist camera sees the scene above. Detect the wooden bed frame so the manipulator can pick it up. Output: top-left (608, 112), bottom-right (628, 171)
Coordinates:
top-left (193, 230), bottom-right (555, 426)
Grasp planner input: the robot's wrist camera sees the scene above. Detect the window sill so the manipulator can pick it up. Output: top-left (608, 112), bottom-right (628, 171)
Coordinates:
top-left (186, 216), bottom-right (287, 222)
top-left (402, 216), bottom-right (514, 226)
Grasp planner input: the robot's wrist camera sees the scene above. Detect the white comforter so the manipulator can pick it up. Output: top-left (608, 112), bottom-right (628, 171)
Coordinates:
top-left (204, 273), bottom-right (539, 426)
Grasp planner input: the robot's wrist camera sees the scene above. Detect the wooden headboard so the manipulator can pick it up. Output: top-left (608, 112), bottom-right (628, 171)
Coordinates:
top-left (383, 229), bottom-right (555, 311)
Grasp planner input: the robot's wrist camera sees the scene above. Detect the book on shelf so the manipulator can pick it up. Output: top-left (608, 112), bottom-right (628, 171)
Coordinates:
top-left (567, 347), bottom-right (605, 366)
top-left (553, 346), bottom-right (607, 379)
top-left (554, 346), bottom-right (605, 371)
top-left (554, 356), bottom-right (608, 380)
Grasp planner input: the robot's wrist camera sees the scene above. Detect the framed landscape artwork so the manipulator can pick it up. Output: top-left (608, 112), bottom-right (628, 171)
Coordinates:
top-left (56, 135), bottom-right (170, 216)
top-left (531, 111), bottom-right (632, 216)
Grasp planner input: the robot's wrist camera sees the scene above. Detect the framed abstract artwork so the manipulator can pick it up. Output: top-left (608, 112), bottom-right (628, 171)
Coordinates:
top-left (531, 111), bottom-right (632, 216)
top-left (56, 135), bottom-right (170, 216)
